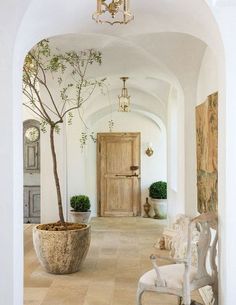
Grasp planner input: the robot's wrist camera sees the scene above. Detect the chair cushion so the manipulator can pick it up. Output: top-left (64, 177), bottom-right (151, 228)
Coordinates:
top-left (139, 264), bottom-right (197, 290)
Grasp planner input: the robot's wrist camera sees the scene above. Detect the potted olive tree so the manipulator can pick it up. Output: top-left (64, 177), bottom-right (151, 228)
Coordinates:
top-left (149, 181), bottom-right (167, 219)
top-left (70, 195), bottom-right (91, 224)
top-left (23, 39), bottom-right (105, 274)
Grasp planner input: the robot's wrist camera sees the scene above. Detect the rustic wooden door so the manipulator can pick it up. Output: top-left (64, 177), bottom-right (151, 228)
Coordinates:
top-left (97, 133), bottom-right (141, 216)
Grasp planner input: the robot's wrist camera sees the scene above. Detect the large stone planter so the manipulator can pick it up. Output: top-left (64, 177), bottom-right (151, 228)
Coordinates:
top-left (70, 211), bottom-right (91, 224)
top-left (151, 198), bottom-right (167, 219)
top-left (33, 224), bottom-right (91, 274)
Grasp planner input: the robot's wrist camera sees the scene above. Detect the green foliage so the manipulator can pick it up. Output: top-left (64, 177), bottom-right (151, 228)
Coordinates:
top-left (149, 181), bottom-right (167, 199)
top-left (90, 132), bottom-right (97, 143)
top-left (108, 119), bottom-right (114, 132)
top-left (80, 132), bottom-right (88, 149)
top-left (70, 195), bottom-right (91, 212)
top-left (23, 39), bottom-right (106, 129)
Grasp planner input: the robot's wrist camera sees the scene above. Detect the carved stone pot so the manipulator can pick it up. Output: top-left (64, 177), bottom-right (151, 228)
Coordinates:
top-left (69, 211), bottom-right (91, 224)
top-left (151, 198), bottom-right (167, 219)
top-left (33, 224), bottom-right (91, 274)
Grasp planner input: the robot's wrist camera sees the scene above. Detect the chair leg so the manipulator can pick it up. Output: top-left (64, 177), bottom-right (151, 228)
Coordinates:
top-left (211, 282), bottom-right (218, 305)
top-left (183, 293), bottom-right (191, 305)
top-left (136, 288), bottom-right (144, 305)
top-left (178, 296), bottom-right (182, 305)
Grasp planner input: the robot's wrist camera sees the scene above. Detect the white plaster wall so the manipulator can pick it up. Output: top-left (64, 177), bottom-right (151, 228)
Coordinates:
top-left (40, 125), bottom-right (66, 223)
top-left (167, 88), bottom-right (185, 222)
top-left (38, 76), bottom-right (68, 222)
top-left (197, 47), bottom-right (218, 104)
top-left (0, 1), bottom-right (32, 302)
top-left (66, 116), bottom-right (87, 219)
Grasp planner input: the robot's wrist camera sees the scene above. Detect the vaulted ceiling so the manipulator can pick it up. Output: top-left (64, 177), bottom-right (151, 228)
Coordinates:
top-left (18, 0), bottom-right (221, 121)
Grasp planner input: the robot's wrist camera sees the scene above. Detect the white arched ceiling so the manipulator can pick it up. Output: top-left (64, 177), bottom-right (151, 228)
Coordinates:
top-left (42, 31), bottom-right (205, 135)
top-left (14, 0), bottom-right (222, 131)
top-left (83, 79), bottom-right (169, 108)
top-left (84, 87), bottom-right (168, 123)
top-left (86, 104), bottom-right (166, 135)
top-left (47, 32), bottom-right (182, 108)
top-left (15, 0), bottom-right (222, 57)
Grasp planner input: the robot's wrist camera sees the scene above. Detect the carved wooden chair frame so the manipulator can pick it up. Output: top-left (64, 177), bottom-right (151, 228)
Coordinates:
top-left (137, 212), bottom-right (218, 305)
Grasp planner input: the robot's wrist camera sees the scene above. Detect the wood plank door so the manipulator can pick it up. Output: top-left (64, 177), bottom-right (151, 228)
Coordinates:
top-left (97, 132), bottom-right (141, 217)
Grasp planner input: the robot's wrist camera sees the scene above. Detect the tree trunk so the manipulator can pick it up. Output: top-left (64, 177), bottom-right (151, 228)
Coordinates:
top-left (50, 125), bottom-right (65, 225)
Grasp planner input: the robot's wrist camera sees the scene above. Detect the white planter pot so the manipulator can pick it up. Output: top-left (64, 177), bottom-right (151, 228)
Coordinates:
top-left (70, 211), bottom-right (91, 224)
top-left (151, 198), bottom-right (167, 219)
top-left (33, 224), bottom-right (91, 274)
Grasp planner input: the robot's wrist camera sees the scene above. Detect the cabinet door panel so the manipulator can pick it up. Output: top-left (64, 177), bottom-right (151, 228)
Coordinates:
top-left (24, 186), bottom-right (40, 223)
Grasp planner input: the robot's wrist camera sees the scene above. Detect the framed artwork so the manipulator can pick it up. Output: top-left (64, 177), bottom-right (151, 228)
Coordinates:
top-left (196, 92), bottom-right (218, 213)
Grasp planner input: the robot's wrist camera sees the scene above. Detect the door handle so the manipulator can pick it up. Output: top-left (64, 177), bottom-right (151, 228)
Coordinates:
top-left (130, 165), bottom-right (139, 171)
top-left (128, 173), bottom-right (139, 178)
top-left (115, 174), bottom-right (139, 178)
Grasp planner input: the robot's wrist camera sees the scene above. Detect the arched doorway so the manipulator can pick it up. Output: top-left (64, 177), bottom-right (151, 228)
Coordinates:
top-left (1, 1), bottom-right (228, 304)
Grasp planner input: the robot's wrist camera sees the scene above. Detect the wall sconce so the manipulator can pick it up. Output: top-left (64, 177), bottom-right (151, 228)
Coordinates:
top-left (145, 142), bottom-right (154, 157)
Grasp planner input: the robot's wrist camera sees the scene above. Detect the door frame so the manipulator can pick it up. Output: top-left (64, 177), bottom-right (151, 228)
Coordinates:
top-left (97, 132), bottom-right (141, 216)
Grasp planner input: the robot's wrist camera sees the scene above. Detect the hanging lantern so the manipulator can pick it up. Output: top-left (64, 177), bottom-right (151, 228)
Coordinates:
top-left (92, 0), bottom-right (134, 25)
top-left (118, 77), bottom-right (130, 112)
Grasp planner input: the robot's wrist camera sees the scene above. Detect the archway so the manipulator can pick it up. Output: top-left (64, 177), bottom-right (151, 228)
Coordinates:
top-left (1, 1), bottom-right (227, 304)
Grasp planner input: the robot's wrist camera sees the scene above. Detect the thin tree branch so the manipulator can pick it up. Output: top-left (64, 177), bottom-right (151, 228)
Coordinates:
top-left (29, 52), bottom-right (47, 84)
top-left (35, 74), bottom-right (62, 119)
top-left (80, 82), bottom-right (97, 105)
top-left (23, 103), bottom-right (47, 121)
top-left (27, 52), bottom-right (62, 120)
top-left (24, 67), bottom-right (51, 122)
top-left (61, 105), bottom-right (81, 119)
top-left (41, 102), bottom-right (59, 116)
top-left (78, 108), bottom-right (89, 130)
top-left (23, 87), bottom-right (48, 119)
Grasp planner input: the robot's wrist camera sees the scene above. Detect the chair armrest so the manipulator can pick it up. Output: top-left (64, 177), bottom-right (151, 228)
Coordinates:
top-left (149, 254), bottom-right (166, 286)
top-left (150, 254), bottom-right (188, 264)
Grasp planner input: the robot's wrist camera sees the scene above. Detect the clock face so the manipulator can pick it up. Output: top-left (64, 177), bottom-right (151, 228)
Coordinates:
top-left (25, 126), bottom-right (40, 142)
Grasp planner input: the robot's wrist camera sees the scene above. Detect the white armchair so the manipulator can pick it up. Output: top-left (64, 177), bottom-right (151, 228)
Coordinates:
top-left (137, 212), bottom-right (218, 305)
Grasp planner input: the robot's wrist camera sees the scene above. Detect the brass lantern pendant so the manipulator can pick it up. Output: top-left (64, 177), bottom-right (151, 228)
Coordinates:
top-left (92, 0), bottom-right (134, 25)
top-left (118, 77), bottom-right (131, 112)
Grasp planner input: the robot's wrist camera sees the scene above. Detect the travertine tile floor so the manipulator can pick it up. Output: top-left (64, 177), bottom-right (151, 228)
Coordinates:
top-left (24, 217), bottom-right (203, 305)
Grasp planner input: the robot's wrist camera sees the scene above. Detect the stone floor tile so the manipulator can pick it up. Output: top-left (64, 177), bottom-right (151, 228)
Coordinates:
top-left (24, 217), bottom-right (203, 305)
